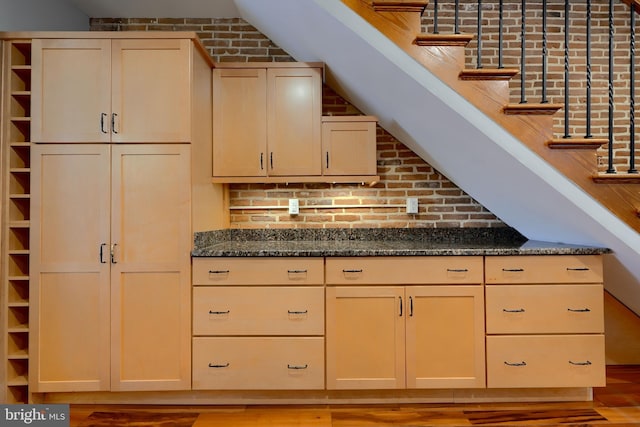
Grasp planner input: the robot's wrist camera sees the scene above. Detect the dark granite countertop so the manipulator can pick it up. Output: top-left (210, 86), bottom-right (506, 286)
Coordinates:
top-left (192, 228), bottom-right (611, 257)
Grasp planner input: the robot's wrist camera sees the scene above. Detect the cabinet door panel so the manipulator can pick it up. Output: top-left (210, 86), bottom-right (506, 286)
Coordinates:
top-left (30, 145), bottom-right (110, 392)
top-left (212, 68), bottom-right (267, 176)
top-left (406, 286), bottom-right (485, 389)
top-left (111, 39), bottom-right (191, 143)
top-left (31, 39), bottom-right (111, 143)
top-left (322, 119), bottom-right (377, 176)
top-left (110, 144), bottom-right (191, 391)
top-left (326, 286), bottom-right (405, 389)
top-left (267, 67), bottom-right (321, 176)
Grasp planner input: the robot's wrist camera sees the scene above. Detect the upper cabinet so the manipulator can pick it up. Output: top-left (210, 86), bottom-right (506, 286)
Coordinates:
top-left (31, 38), bottom-right (192, 143)
top-left (212, 63), bottom-right (379, 184)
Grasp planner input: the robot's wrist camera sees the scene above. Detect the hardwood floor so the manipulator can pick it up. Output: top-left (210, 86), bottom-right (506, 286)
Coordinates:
top-left (70, 365), bottom-right (640, 426)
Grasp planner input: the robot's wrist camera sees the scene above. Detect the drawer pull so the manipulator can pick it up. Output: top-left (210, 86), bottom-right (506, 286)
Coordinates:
top-left (343, 269), bottom-right (363, 273)
top-left (447, 268), bottom-right (469, 273)
top-left (287, 364), bottom-right (308, 370)
top-left (209, 270), bottom-right (230, 274)
top-left (209, 310), bottom-right (230, 315)
top-left (287, 269), bottom-right (308, 274)
top-left (567, 267), bottom-right (590, 271)
top-left (567, 307), bottom-right (591, 312)
top-left (208, 362), bottom-right (230, 368)
top-left (502, 268), bottom-right (524, 272)
top-left (288, 310), bottom-right (308, 315)
top-left (503, 308), bottom-right (525, 313)
top-left (399, 296), bottom-right (403, 317)
top-left (569, 360), bottom-right (592, 366)
top-left (504, 361), bottom-right (527, 367)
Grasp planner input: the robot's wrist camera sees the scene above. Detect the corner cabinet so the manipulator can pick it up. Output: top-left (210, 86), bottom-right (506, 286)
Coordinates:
top-left (31, 38), bottom-right (192, 143)
top-left (325, 257), bottom-right (486, 390)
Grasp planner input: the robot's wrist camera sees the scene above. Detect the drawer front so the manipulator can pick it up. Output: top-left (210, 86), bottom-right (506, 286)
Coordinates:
top-left (486, 335), bottom-right (605, 388)
top-left (193, 257), bottom-right (324, 285)
top-left (486, 284), bottom-right (604, 334)
top-left (485, 255), bottom-right (603, 284)
top-left (192, 337), bottom-right (325, 390)
top-left (193, 286), bottom-right (324, 336)
top-left (325, 256), bottom-right (483, 285)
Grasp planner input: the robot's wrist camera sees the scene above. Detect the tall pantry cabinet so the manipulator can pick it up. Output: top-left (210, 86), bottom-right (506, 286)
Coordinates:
top-left (23, 33), bottom-right (215, 395)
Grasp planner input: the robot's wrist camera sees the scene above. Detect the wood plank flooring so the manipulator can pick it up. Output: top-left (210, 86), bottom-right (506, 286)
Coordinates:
top-left (70, 365), bottom-right (640, 426)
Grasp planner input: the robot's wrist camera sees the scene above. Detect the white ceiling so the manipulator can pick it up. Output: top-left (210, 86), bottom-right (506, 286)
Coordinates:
top-left (67, 0), bottom-right (241, 18)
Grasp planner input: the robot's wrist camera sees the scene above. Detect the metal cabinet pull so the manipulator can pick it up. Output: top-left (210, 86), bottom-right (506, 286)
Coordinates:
top-left (326, 152), bottom-right (330, 169)
top-left (569, 360), bottom-right (592, 366)
top-left (208, 362), bottom-right (229, 368)
top-left (447, 268), bottom-right (469, 273)
top-left (409, 296), bottom-right (413, 317)
top-left (288, 310), bottom-right (308, 315)
top-left (100, 113), bottom-right (108, 133)
top-left (209, 270), bottom-right (230, 274)
top-left (504, 361), bottom-right (527, 367)
top-left (567, 307), bottom-right (591, 312)
top-left (567, 267), bottom-right (590, 271)
top-left (502, 268), bottom-right (524, 272)
top-left (260, 153), bottom-right (264, 170)
top-left (99, 243), bottom-right (107, 263)
top-left (287, 364), bottom-right (308, 370)
top-left (270, 152), bottom-right (273, 169)
top-left (399, 296), bottom-right (403, 317)
top-left (110, 243), bottom-right (118, 264)
top-left (342, 269), bottom-right (363, 273)
top-left (288, 269), bottom-right (308, 274)
top-left (503, 308), bottom-right (525, 313)
top-left (111, 113), bottom-right (118, 134)
top-left (209, 310), bottom-right (230, 315)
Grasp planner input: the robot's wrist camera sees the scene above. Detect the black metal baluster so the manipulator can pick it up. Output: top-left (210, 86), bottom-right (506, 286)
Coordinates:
top-left (607, 0), bottom-right (616, 174)
top-left (477, 0), bottom-right (483, 69)
top-left (433, 0), bottom-right (439, 34)
top-left (520, 0), bottom-right (527, 104)
top-left (563, 0), bottom-right (571, 138)
top-left (630, 6), bottom-right (637, 173)
top-left (499, 0), bottom-right (504, 69)
top-left (542, 0), bottom-right (549, 103)
top-left (585, 0), bottom-right (593, 138)
top-left (455, 0), bottom-right (460, 34)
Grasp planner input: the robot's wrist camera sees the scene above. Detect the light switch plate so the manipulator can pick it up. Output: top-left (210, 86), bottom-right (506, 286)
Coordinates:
top-left (288, 198), bottom-right (299, 215)
top-left (406, 197), bottom-right (419, 214)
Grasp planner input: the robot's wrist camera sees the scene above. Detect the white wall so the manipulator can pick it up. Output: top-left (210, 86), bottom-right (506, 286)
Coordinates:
top-left (0, 0), bottom-right (88, 31)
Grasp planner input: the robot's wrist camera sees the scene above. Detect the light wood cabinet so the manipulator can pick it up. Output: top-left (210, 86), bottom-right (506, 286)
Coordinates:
top-left (322, 116), bottom-right (378, 176)
top-left (325, 257), bottom-right (485, 390)
top-left (485, 255), bottom-right (606, 388)
top-left (212, 63), bottom-right (321, 179)
top-left (30, 144), bottom-right (192, 392)
top-left (31, 38), bottom-right (191, 143)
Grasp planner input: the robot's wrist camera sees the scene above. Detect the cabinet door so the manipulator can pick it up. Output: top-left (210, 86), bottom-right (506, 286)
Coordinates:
top-left (326, 286), bottom-right (405, 389)
top-left (212, 68), bottom-right (267, 177)
top-left (111, 39), bottom-right (191, 143)
top-left (322, 119), bottom-right (377, 176)
top-left (405, 286), bottom-right (486, 388)
top-left (30, 144), bottom-right (111, 392)
top-left (267, 67), bottom-right (322, 176)
top-left (31, 39), bottom-right (111, 143)
top-left (110, 144), bottom-right (191, 391)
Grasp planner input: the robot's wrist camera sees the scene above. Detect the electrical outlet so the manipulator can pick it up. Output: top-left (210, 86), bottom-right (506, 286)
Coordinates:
top-left (406, 197), bottom-right (419, 214)
top-left (288, 198), bottom-right (299, 215)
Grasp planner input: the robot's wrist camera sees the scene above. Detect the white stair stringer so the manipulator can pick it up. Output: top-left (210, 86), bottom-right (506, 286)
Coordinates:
top-left (235, 0), bottom-right (640, 315)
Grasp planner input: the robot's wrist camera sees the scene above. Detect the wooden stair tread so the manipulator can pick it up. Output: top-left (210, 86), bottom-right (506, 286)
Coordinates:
top-left (547, 138), bottom-right (609, 150)
top-left (415, 33), bottom-right (474, 47)
top-left (503, 103), bottom-right (563, 115)
top-left (459, 68), bottom-right (519, 81)
top-left (592, 173), bottom-right (640, 184)
top-left (372, 1), bottom-right (429, 13)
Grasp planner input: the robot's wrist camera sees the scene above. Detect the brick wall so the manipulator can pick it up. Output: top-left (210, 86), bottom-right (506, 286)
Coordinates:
top-left (88, 17), bottom-right (506, 229)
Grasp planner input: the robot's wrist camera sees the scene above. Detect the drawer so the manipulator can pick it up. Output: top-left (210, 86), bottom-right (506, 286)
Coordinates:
top-left (325, 256), bottom-right (483, 285)
top-left (486, 284), bottom-right (604, 334)
top-left (486, 335), bottom-right (605, 388)
top-left (193, 286), bottom-right (324, 336)
top-left (192, 257), bottom-right (324, 285)
top-left (192, 337), bottom-right (325, 390)
top-left (485, 255), bottom-right (603, 284)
